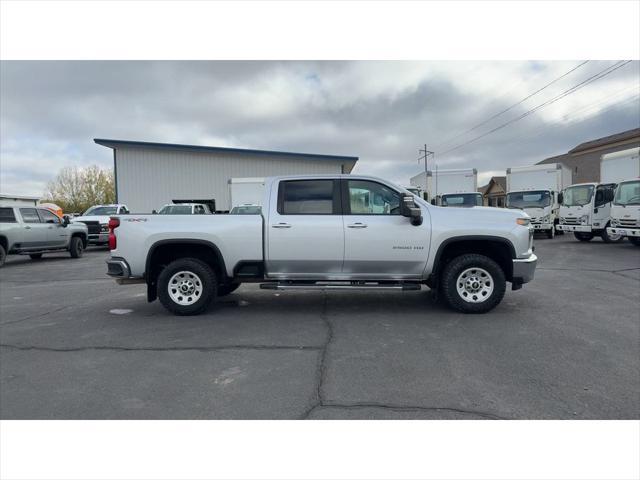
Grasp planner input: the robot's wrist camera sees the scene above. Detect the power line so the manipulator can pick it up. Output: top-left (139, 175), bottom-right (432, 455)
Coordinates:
top-left (433, 60), bottom-right (590, 151)
top-left (437, 60), bottom-right (633, 157)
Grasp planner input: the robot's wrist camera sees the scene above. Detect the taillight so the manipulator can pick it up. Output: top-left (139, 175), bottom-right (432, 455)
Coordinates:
top-left (108, 217), bottom-right (120, 250)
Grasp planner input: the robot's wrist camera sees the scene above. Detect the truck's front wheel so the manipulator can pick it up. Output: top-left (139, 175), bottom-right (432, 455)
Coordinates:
top-left (158, 258), bottom-right (217, 315)
top-left (440, 254), bottom-right (506, 314)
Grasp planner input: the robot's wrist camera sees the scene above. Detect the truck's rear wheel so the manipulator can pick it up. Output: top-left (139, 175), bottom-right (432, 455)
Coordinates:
top-left (440, 254), bottom-right (506, 314)
top-left (574, 232), bottom-right (593, 242)
top-left (158, 258), bottom-right (216, 315)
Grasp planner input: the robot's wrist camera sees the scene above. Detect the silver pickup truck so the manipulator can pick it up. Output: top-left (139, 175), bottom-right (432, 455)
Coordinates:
top-left (0, 205), bottom-right (89, 266)
top-left (106, 175), bottom-right (537, 315)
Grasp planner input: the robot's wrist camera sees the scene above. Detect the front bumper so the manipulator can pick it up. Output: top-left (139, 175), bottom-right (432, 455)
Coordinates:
top-left (88, 232), bottom-right (109, 243)
top-left (607, 227), bottom-right (640, 238)
top-left (531, 223), bottom-right (552, 231)
top-left (557, 224), bottom-right (591, 233)
top-left (512, 253), bottom-right (537, 285)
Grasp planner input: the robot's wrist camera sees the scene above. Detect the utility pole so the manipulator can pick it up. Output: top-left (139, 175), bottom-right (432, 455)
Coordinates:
top-left (418, 144), bottom-right (434, 200)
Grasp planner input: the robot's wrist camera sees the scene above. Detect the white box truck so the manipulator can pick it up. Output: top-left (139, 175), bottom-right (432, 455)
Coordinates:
top-left (411, 168), bottom-right (482, 207)
top-left (558, 147), bottom-right (639, 243)
top-left (229, 178), bottom-right (265, 209)
top-left (506, 163), bottom-right (572, 239)
top-left (604, 148), bottom-right (640, 246)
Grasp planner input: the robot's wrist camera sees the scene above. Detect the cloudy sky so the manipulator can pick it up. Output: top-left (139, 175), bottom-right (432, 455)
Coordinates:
top-left (1, 60), bottom-right (638, 195)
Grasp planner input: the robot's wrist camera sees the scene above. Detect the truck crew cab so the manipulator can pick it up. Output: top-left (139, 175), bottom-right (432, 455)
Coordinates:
top-left (0, 205), bottom-right (88, 267)
top-left (106, 175), bottom-right (537, 315)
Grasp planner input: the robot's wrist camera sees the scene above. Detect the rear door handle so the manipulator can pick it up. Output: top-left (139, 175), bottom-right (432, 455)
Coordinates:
top-left (347, 223), bottom-right (368, 228)
top-left (272, 223), bottom-right (292, 229)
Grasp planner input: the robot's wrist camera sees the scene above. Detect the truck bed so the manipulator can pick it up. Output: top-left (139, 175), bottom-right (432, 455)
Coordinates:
top-left (110, 214), bottom-right (264, 277)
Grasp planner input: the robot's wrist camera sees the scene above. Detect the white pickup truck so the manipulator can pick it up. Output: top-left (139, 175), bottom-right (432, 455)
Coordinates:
top-left (106, 175), bottom-right (537, 315)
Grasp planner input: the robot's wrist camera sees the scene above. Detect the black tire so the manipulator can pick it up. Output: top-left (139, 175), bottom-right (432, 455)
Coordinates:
top-left (574, 232), bottom-right (593, 242)
top-left (0, 244), bottom-right (6, 267)
top-left (440, 254), bottom-right (506, 314)
top-left (29, 253), bottom-right (43, 260)
top-left (69, 236), bottom-right (84, 258)
top-left (157, 258), bottom-right (217, 316)
top-left (217, 282), bottom-right (241, 297)
top-left (629, 237), bottom-right (640, 246)
top-left (546, 227), bottom-right (555, 239)
top-left (600, 225), bottom-right (624, 244)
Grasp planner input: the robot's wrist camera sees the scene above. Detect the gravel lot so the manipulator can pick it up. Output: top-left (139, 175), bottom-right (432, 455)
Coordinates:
top-left (1, 234), bottom-right (639, 419)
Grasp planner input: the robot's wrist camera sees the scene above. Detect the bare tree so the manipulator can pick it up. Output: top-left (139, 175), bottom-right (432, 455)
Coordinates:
top-left (44, 165), bottom-right (115, 213)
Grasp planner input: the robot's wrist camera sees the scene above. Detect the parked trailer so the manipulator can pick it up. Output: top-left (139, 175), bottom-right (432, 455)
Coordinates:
top-left (558, 147), bottom-right (639, 243)
top-left (411, 168), bottom-right (482, 207)
top-left (506, 163), bottom-right (572, 239)
top-left (229, 178), bottom-right (265, 208)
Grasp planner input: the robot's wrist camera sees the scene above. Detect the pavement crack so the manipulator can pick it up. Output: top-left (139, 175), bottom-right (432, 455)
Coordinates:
top-left (0, 305), bottom-right (72, 326)
top-left (301, 291), bottom-right (333, 419)
top-left (0, 344), bottom-right (322, 353)
top-left (315, 402), bottom-right (507, 420)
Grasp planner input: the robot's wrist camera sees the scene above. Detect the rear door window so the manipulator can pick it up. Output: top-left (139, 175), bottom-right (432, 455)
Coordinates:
top-left (0, 207), bottom-right (16, 223)
top-left (278, 180), bottom-right (339, 215)
top-left (19, 208), bottom-right (41, 223)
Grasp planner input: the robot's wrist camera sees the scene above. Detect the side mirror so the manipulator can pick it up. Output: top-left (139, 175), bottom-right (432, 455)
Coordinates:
top-left (400, 194), bottom-right (423, 226)
top-left (62, 215), bottom-right (70, 227)
top-left (558, 192), bottom-right (564, 204)
top-left (152, 210), bottom-right (157, 214)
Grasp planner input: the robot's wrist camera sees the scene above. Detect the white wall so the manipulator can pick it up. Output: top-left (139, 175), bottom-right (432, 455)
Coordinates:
top-left (116, 147), bottom-right (352, 212)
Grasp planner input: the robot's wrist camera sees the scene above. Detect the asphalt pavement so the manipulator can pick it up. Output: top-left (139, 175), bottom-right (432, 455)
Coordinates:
top-left (1, 233), bottom-right (638, 419)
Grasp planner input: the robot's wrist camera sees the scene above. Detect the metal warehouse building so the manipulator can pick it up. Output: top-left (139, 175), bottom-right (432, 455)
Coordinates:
top-left (94, 139), bottom-right (358, 212)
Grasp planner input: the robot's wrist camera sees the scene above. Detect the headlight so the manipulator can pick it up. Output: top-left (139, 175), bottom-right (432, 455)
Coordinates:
top-left (100, 223), bottom-right (109, 232)
top-left (580, 215), bottom-right (589, 225)
top-left (610, 218), bottom-right (618, 227)
top-left (516, 218), bottom-right (530, 226)
top-left (559, 217), bottom-right (565, 223)
top-left (540, 214), bottom-right (550, 223)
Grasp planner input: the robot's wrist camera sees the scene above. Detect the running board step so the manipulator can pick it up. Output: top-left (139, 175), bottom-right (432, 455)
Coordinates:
top-left (260, 281), bottom-right (422, 291)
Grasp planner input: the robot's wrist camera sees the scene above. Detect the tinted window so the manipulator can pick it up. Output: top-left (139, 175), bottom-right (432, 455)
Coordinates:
top-left (20, 208), bottom-right (41, 223)
top-left (347, 180), bottom-right (400, 215)
top-left (39, 209), bottom-right (60, 223)
top-left (0, 207), bottom-right (16, 223)
top-left (279, 180), bottom-right (336, 215)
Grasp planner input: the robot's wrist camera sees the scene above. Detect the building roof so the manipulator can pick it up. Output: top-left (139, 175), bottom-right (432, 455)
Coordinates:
top-left (479, 176), bottom-right (506, 195)
top-left (94, 138), bottom-right (359, 163)
top-left (568, 127), bottom-right (640, 154)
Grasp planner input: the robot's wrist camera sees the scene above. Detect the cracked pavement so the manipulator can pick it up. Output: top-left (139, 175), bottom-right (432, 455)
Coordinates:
top-left (1, 234), bottom-right (639, 419)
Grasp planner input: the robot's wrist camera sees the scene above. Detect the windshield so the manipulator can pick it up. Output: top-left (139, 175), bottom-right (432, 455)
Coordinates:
top-left (441, 193), bottom-right (483, 207)
top-left (230, 205), bottom-right (262, 214)
top-left (614, 180), bottom-right (640, 206)
top-left (562, 185), bottom-right (594, 207)
top-left (506, 190), bottom-right (551, 209)
top-left (158, 205), bottom-right (193, 214)
top-left (83, 206), bottom-right (117, 216)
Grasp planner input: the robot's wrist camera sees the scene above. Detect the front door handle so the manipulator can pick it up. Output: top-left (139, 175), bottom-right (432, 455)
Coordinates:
top-left (347, 223), bottom-right (368, 228)
top-left (24, 226), bottom-right (31, 230)
top-left (272, 223), bottom-right (292, 229)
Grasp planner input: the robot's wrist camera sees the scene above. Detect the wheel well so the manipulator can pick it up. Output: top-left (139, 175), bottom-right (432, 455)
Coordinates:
top-left (433, 238), bottom-right (514, 284)
top-left (145, 241), bottom-right (227, 286)
top-left (71, 232), bottom-right (88, 248)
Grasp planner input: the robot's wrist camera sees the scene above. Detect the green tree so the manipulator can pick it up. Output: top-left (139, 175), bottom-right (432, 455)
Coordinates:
top-left (44, 165), bottom-right (115, 214)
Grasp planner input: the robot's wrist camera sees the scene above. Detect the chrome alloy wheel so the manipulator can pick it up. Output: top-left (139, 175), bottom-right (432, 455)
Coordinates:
top-left (456, 267), bottom-right (494, 303)
top-left (168, 270), bottom-right (203, 306)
